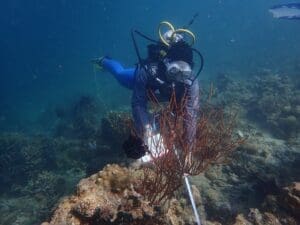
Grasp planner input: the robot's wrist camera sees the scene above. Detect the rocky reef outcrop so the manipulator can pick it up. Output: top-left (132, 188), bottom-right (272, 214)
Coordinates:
top-left (231, 182), bottom-right (300, 225)
top-left (42, 164), bottom-right (204, 225)
top-left (280, 182), bottom-right (300, 220)
top-left (41, 164), bottom-right (300, 225)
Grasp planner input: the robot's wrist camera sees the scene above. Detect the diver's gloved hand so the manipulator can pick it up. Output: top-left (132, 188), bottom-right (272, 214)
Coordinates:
top-left (122, 134), bottom-right (147, 159)
top-left (91, 56), bottom-right (105, 69)
top-left (140, 124), bottom-right (167, 163)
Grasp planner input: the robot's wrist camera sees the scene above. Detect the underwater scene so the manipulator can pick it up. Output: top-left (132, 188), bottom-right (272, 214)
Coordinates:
top-left (0, 0), bottom-right (300, 225)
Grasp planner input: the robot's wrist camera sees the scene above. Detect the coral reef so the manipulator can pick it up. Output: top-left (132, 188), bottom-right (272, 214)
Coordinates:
top-left (0, 107), bottom-right (134, 225)
top-left (42, 164), bottom-right (199, 225)
top-left (0, 134), bottom-right (91, 225)
top-left (53, 97), bottom-right (132, 174)
top-left (280, 182), bottom-right (300, 219)
top-left (1, 73), bottom-right (300, 225)
top-left (42, 91), bottom-right (244, 225)
top-left (214, 72), bottom-right (300, 139)
top-left (179, 72), bottom-right (300, 224)
top-left (0, 133), bottom-right (56, 192)
top-left (249, 74), bottom-right (300, 138)
top-left (54, 95), bottom-right (104, 140)
top-left (42, 164), bottom-right (300, 225)
top-left (193, 127), bottom-right (299, 224)
top-left (99, 110), bottom-right (132, 148)
top-left (0, 98), bottom-right (137, 224)
top-left (230, 181), bottom-right (300, 225)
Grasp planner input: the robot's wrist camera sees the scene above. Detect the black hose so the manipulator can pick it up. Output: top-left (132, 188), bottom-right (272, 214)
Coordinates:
top-left (134, 30), bottom-right (160, 44)
top-left (131, 29), bottom-right (144, 65)
top-left (184, 12), bottom-right (199, 29)
top-left (191, 48), bottom-right (204, 83)
top-left (131, 29), bottom-right (152, 76)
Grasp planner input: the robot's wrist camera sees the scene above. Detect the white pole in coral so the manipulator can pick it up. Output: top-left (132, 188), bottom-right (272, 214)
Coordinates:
top-left (184, 174), bottom-right (202, 225)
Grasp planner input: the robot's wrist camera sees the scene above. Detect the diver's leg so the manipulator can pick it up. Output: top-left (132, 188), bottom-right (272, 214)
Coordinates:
top-left (102, 58), bottom-right (135, 90)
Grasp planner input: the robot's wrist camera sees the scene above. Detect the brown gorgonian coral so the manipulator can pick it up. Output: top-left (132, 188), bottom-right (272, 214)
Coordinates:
top-left (135, 88), bottom-right (245, 205)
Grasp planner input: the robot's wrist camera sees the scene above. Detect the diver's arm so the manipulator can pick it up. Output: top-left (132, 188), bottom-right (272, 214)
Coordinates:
top-left (184, 80), bottom-right (200, 146)
top-left (101, 58), bottom-right (135, 90)
top-left (131, 67), bottom-right (151, 137)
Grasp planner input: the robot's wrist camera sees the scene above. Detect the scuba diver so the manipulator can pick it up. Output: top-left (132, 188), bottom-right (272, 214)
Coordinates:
top-left (92, 21), bottom-right (204, 163)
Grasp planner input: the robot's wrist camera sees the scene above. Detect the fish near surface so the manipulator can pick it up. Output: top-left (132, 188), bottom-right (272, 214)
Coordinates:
top-left (269, 3), bottom-right (300, 20)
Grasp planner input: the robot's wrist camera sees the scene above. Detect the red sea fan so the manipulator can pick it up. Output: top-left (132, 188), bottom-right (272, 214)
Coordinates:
top-left (137, 89), bottom-right (244, 205)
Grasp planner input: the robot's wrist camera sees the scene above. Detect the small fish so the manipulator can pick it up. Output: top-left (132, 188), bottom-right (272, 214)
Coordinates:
top-left (88, 141), bottom-right (97, 150)
top-left (237, 130), bottom-right (244, 138)
top-left (269, 3), bottom-right (300, 20)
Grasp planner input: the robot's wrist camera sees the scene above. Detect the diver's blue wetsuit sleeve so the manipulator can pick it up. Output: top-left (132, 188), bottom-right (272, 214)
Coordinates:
top-left (131, 67), bottom-right (150, 136)
top-left (102, 58), bottom-right (135, 90)
top-left (185, 80), bottom-right (200, 146)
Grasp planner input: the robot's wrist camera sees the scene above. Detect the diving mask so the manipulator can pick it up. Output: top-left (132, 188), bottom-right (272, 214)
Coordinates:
top-left (165, 60), bottom-right (193, 84)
